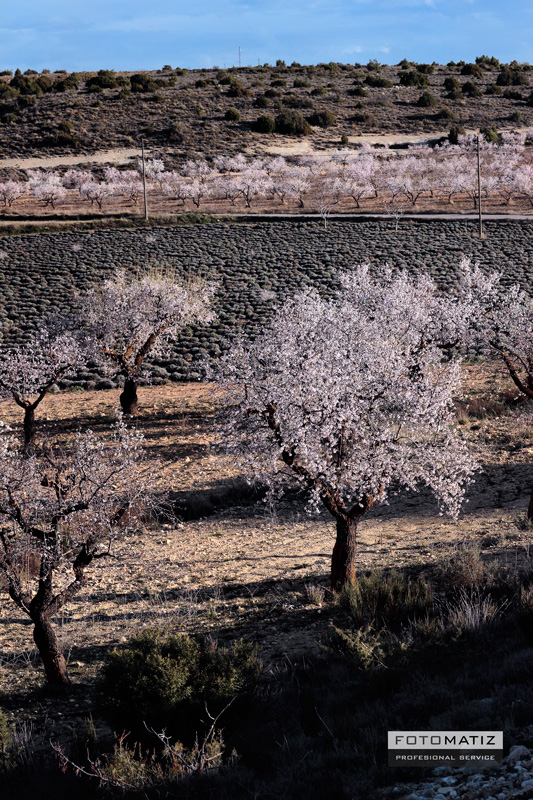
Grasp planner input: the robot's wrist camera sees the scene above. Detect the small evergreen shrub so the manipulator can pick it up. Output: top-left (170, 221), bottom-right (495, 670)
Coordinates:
top-left (252, 114), bottom-right (276, 133)
top-left (348, 85), bottom-right (368, 97)
top-left (100, 629), bottom-right (260, 739)
top-left (400, 70), bottom-right (429, 88)
top-left (476, 55), bottom-right (500, 69)
top-left (480, 126), bottom-right (499, 143)
top-left (435, 107), bottom-right (456, 121)
top-left (307, 109), bottom-right (336, 127)
top-left (449, 124), bottom-right (466, 143)
top-left (86, 69), bottom-right (119, 90)
top-left (225, 107), bottom-right (240, 121)
top-left (416, 91), bottom-right (438, 107)
top-left (486, 83), bottom-right (503, 95)
top-left (275, 109), bottom-right (311, 135)
top-left (497, 66), bottom-right (529, 86)
top-left (254, 94), bottom-right (269, 107)
top-left (461, 63), bottom-right (484, 78)
top-left (417, 63), bottom-right (435, 74)
top-left (462, 81), bottom-right (482, 98)
top-left (503, 89), bottom-right (523, 100)
top-left (364, 75), bottom-right (393, 88)
top-left (130, 73), bottom-right (160, 93)
top-left (444, 76), bottom-right (461, 95)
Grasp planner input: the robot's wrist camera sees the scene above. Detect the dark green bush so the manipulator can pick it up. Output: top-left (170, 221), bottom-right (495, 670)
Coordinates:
top-left (503, 89), bottom-right (523, 100)
top-left (227, 80), bottom-right (248, 98)
top-left (350, 111), bottom-right (377, 125)
top-left (130, 73), bottom-right (159, 93)
top-left (39, 131), bottom-right (79, 147)
top-left (461, 63), bottom-right (484, 78)
top-left (10, 75), bottom-right (42, 95)
top-left (100, 629), bottom-right (260, 737)
top-left (0, 70), bottom-right (12, 77)
top-left (307, 109), bottom-right (336, 127)
top-left (53, 72), bottom-right (80, 92)
top-left (449, 124), bottom-right (466, 144)
top-left (348, 85), bottom-right (367, 97)
top-left (399, 70), bottom-right (429, 88)
top-left (86, 69), bottom-right (119, 90)
top-left (275, 109), bottom-right (311, 135)
top-left (435, 107), bottom-right (456, 121)
top-left (364, 74), bottom-right (393, 88)
top-left (444, 76), bottom-right (461, 94)
top-left (293, 77), bottom-right (310, 88)
top-left (17, 95), bottom-right (37, 109)
top-left (481, 126), bottom-right (499, 143)
top-left (417, 63), bottom-right (435, 74)
top-left (254, 94), bottom-right (269, 107)
top-left (486, 83), bottom-right (503, 95)
top-left (0, 84), bottom-right (19, 100)
top-left (497, 66), bottom-right (529, 86)
top-left (462, 81), bottom-right (482, 98)
top-left (195, 79), bottom-right (208, 88)
top-left (476, 55), bottom-right (500, 69)
top-left (252, 114), bottom-right (276, 133)
top-left (225, 107), bottom-right (240, 121)
top-left (416, 91), bottom-right (438, 107)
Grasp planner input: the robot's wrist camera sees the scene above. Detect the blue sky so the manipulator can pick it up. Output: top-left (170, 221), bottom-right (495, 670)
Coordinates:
top-left (1, 0), bottom-right (532, 72)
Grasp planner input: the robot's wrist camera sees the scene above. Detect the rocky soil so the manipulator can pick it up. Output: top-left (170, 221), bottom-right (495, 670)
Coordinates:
top-left (0, 219), bottom-right (531, 384)
top-left (0, 62), bottom-right (531, 161)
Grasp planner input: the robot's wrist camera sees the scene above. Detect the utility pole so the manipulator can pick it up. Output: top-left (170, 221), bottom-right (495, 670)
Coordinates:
top-left (141, 136), bottom-right (148, 221)
top-left (477, 134), bottom-right (483, 238)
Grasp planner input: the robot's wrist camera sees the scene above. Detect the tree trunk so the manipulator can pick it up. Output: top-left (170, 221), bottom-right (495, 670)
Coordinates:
top-left (331, 516), bottom-right (358, 591)
top-left (23, 406), bottom-right (36, 447)
top-left (32, 613), bottom-right (70, 686)
top-left (119, 378), bottom-right (138, 416)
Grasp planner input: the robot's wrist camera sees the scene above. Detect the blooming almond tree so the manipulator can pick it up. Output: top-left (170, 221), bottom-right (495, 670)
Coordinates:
top-left (27, 170), bottom-right (66, 209)
top-left (0, 180), bottom-right (24, 208)
top-left (82, 269), bottom-right (216, 415)
top-left (215, 266), bottom-right (476, 590)
top-left (0, 317), bottom-right (89, 445)
top-left (0, 417), bottom-right (151, 685)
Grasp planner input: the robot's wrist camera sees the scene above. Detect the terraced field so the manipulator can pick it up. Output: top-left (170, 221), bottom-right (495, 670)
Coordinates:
top-left (0, 218), bottom-right (532, 385)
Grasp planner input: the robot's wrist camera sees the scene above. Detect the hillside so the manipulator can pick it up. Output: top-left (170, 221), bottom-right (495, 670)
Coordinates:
top-left (0, 57), bottom-right (532, 161)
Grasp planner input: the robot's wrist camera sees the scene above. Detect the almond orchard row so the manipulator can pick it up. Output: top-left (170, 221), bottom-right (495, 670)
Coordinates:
top-left (1, 132), bottom-right (533, 214)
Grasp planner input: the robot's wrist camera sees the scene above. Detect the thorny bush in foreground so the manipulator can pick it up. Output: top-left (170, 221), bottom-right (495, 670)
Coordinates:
top-left (0, 415), bottom-right (154, 686)
top-left (214, 264), bottom-right (477, 590)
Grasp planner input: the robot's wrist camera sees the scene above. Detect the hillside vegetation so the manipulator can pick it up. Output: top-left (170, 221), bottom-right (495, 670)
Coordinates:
top-left (0, 57), bottom-right (532, 159)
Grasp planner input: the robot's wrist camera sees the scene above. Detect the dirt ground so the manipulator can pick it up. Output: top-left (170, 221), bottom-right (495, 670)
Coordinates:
top-left (0, 365), bottom-right (532, 700)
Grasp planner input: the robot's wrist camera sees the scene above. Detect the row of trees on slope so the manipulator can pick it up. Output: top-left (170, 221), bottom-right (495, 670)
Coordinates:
top-left (0, 259), bottom-right (532, 684)
top-left (1, 134), bottom-right (533, 213)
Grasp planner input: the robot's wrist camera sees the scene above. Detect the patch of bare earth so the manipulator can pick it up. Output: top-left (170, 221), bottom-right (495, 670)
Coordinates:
top-left (0, 367), bottom-right (532, 701)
